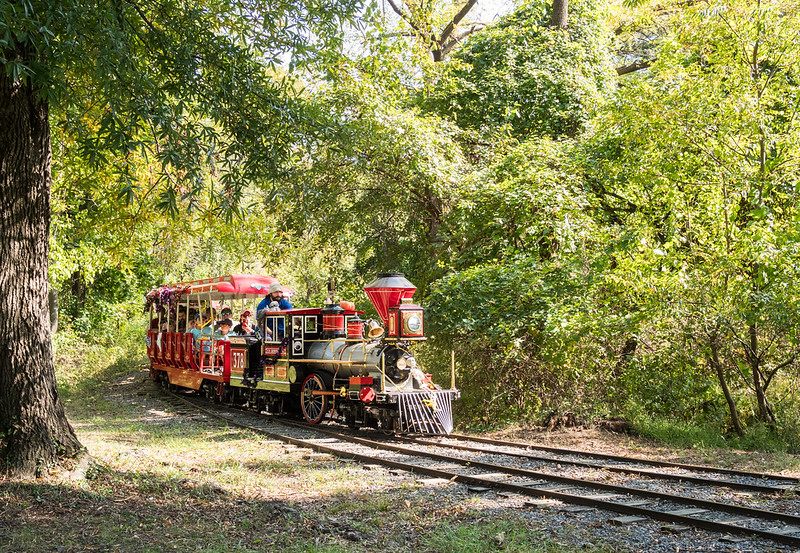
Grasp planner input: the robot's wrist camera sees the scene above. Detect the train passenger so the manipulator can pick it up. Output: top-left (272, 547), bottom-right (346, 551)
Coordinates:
top-left (233, 310), bottom-right (256, 335)
top-left (177, 311), bottom-right (187, 333)
top-left (216, 318), bottom-right (235, 341)
top-left (188, 314), bottom-right (203, 342)
top-left (200, 323), bottom-right (213, 336)
top-left (257, 282), bottom-right (292, 340)
top-left (215, 306), bottom-right (233, 331)
top-left (201, 307), bottom-right (215, 331)
top-left (256, 282), bottom-right (292, 317)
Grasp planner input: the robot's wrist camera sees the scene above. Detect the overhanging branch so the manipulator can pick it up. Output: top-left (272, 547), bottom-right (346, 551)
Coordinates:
top-left (616, 59), bottom-right (655, 76)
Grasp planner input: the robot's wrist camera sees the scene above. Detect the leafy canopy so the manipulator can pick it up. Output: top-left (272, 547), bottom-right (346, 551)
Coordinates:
top-left (2, 0), bottom-right (360, 220)
top-left (423, 0), bottom-right (616, 138)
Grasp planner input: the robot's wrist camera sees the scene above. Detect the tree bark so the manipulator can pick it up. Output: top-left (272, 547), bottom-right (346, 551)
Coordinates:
top-left (49, 288), bottom-right (59, 335)
top-left (709, 334), bottom-right (743, 436)
top-left (69, 269), bottom-right (87, 320)
top-left (550, 0), bottom-right (569, 28)
top-left (616, 59), bottom-right (653, 76)
top-left (0, 58), bottom-right (83, 477)
top-left (748, 322), bottom-right (775, 426)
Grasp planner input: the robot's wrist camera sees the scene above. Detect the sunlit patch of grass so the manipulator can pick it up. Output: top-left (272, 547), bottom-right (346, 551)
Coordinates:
top-left (633, 416), bottom-right (800, 466)
top-left (54, 322), bottom-right (147, 402)
top-left (419, 518), bottom-right (617, 553)
top-left (326, 492), bottom-right (393, 515)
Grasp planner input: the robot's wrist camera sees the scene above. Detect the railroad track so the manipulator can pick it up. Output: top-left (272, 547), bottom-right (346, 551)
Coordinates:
top-left (150, 382), bottom-right (800, 548)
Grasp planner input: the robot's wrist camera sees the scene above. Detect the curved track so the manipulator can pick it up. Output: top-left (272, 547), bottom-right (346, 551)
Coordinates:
top-left (152, 383), bottom-right (800, 548)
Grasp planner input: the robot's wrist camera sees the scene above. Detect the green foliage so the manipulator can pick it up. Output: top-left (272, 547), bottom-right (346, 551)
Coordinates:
top-left (53, 315), bottom-right (147, 401)
top-left (424, 0), bottom-right (616, 138)
top-left (633, 416), bottom-right (800, 453)
top-left (575, 0), bottom-right (800, 430)
top-left (25, 0), bottom-right (800, 454)
top-left (277, 70), bottom-right (469, 292)
top-left (443, 139), bottom-right (592, 270)
top-left (425, 139), bottom-right (616, 423)
top-left (3, 0), bottom-right (362, 232)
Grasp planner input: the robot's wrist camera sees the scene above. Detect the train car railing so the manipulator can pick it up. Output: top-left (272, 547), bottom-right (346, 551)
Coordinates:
top-left (184, 334), bottom-right (198, 371)
top-left (175, 333), bottom-right (186, 369)
top-left (165, 332), bottom-right (174, 366)
top-left (157, 333), bottom-right (167, 365)
top-left (197, 338), bottom-right (231, 377)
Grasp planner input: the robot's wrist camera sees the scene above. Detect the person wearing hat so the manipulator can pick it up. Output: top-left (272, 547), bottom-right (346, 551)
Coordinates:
top-left (256, 282), bottom-right (292, 316)
top-left (234, 310), bottom-right (257, 336)
top-left (257, 281), bottom-right (292, 339)
top-left (215, 318), bottom-right (236, 341)
top-left (214, 306), bottom-right (233, 331)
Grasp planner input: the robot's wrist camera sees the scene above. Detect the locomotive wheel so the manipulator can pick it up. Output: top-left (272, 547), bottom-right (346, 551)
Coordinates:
top-left (301, 373), bottom-right (331, 424)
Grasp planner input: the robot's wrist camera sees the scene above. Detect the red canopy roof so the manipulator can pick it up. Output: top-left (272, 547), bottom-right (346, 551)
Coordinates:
top-left (175, 274), bottom-right (293, 298)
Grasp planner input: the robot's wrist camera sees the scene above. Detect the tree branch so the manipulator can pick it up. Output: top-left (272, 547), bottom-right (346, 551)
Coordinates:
top-left (439, 0), bottom-right (479, 45)
top-left (439, 24), bottom-right (486, 57)
top-left (616, 59), bottom-right (654, 76)
top-left (385, 0), bottom-right (426, 37)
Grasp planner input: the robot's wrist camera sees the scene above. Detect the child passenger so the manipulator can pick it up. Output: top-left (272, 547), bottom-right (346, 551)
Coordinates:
top-left (188, 314), bottom-right (202, 342)
top-left (215, 319), bottom-right (235, 341)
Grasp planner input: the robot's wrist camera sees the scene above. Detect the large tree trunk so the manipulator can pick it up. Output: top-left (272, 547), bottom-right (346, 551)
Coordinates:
top-left (0, 60), bottom-right (83, 478)
top-left (550, 0), bottom-right (569, 28)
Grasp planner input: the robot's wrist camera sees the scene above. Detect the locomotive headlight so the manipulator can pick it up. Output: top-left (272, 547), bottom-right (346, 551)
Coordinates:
top-left (396, 357), bottom-right (407, 370)
top-left (405, 314), bottom-right (422, 333)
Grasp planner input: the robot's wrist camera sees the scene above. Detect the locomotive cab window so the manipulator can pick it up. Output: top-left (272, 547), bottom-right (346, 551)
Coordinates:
top-left (292, 316), bottom-right (303, 338)
top-left (304, 316), bottom-right (317, 334)
top-left (264, 315), bottom-right (287, 342)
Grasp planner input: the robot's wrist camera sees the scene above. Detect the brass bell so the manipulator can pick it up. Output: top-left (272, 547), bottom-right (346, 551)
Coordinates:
top-left (367, 319), bottom-right (384, 339)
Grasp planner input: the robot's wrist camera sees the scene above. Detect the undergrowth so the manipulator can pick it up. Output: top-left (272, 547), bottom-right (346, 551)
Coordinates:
top-left (53, 314), bottom-right (147, 401)
top-left (633, 416), bottom-right (800, 456)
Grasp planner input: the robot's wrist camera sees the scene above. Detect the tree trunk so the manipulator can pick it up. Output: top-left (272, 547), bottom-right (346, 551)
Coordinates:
top-left (748, 323), bottom-right (775, 426)
top-left (69, 269), bottom-right (87, 320)
top-left (709, 335), bottom-right (743, 436)
top-left (0, 59), bottom-right (83, 478)
top-left (550, 0), bottom-right (569, 28)
top-left (49, 288), bottom-right (59, 335)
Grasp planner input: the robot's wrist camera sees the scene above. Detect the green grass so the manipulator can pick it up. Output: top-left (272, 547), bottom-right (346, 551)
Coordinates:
top-left (632, 416), bottom-right (800, 472)
top-left (421, 519), bottom-right (616, 553)
top-left (54, 319), bottom-right (148, 403)
top-left (634, 416), bottom-right (800, 453)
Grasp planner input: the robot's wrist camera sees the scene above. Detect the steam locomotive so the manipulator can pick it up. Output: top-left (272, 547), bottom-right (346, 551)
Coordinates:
top-left (144, 273), bottom-right (458, 434)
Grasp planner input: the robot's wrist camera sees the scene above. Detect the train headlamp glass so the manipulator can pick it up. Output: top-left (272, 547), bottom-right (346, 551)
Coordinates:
top-left (396, 357), bottom-right (407, 370)
top-left (405, 314), bottom-right (422, 333)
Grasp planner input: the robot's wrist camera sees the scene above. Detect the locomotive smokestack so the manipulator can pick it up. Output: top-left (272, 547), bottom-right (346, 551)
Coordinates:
top-left (363, 273), bottom-right (417, 327)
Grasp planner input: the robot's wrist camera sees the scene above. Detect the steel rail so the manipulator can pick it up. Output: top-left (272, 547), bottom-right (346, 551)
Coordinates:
top-left (395, 436), bottom-right (791, 494)
top-left (280, 419), bottom-right (800, 527)
top-left (446, 433), bottom-right (800, 484)
top-left (159, 388), bottom-right (800, 547)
